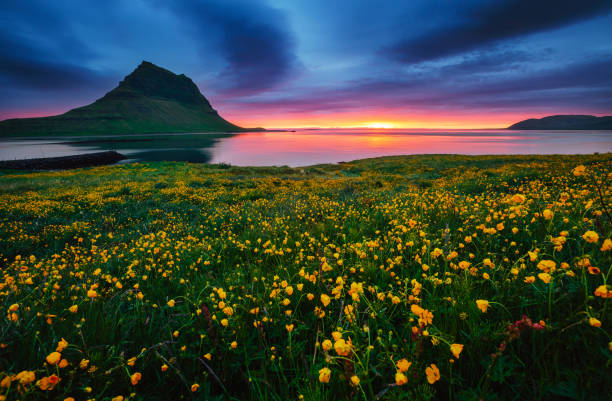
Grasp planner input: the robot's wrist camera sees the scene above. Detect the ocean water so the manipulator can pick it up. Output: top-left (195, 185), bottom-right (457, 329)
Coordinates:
top-left (1, 129), bottom-right (611, 167)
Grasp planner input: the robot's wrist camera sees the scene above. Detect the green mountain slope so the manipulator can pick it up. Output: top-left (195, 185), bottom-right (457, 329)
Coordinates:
top-left (0, 61), bottom-right (247, 137)
top-left (508, 114), bottom-right (612, 130)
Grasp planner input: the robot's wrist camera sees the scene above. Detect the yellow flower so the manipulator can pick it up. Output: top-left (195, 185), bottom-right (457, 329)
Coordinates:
top-left (46, 352), bottom-right (61, 365)
top-left (230, 341), bottom-right (238, 349)
top-left (395, 372), bottom-right (408, 386)
top-left (111, 396), bottom-right (124, 401)
top-left (350, 375), bottom-right (360, 386)
top-left (320, 294), bottom-right (331, 307)
top-left (87, 289), bottom-right (97, 298)
top-left (572, 165), bottom-right (586, 176)
top-left (191, 383), bottom-right (200, 392)
top-left (425, 364), bottom-right (440, 384)
top-left (8, 304), bottom-right (19, 312)
top-left (450, 343), bottom-right (464, 358)
top-left (476, 299), bottom-right (489, 313)
top-left (204, 353), bottom-right (212, 360)
top-left (167, 299), bottom-right (175, 307)
top-left (285, 286), bottom-right (294, 296)
top-left (511, 194), bottom-right (525, 204)
top-left (542, 209), bottom-right (554, 220)
top-left (396, 358), bottom-right (412, 373)
top-left (321, 339), bottom-right (332, 351)
top-left (286, 324), bottom-right (294, 333)
top-left (537, 273), bottom-right (551, 284)
top-left (130, 372), bottom-right (142, 385)
top-left (582, 231), bottom-right (599, 243)
top-left (589, 317), bottom-right (601, 327)
top-left (161, 364), bottom-right (168, 372)
top-left (601, 238), bottom-right (612, 251)
top-left (318, 367), bottom-right (331, 383)
top-left (68, 305), bottom-right (78, 313)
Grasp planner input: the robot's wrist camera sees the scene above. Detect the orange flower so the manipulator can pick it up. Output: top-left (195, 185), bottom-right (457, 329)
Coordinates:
top-left (395, 372), bottom-right (408, 386)
top-left (587, 266), bottom-right (601, 275)
top-left (476, 299), bottom-right (489, 313)
top-left (572, 165), bottom-right (586, 176)
top-left (601, 238), bottom-right (612, 251)
top-left (56, 338), bottom-right (68, 352)
top-left (582, 231), bottom-right (599, 243)
top-left (589, 317), bottom-right (601, 328)
top-left (130, 372), bottom-right (142, 385)
top-left (46, 352), bottom-right (61, 365)
top-left (450, 343), bottom-right (464, 359)
top-left (537, 260), bottom-right (556, 273)
top-left (594, 285), bottom-right (612, 299)
top-left (396, 358), bottom-right (412, 373)
top-left (318, 367), bottom-right (331, 383)
top-left (333, 338), bottom-right (351, 356)
top-left (425, 364), bottom-right (440, 384)
top-left (537, 273), bottom-right (551, 284)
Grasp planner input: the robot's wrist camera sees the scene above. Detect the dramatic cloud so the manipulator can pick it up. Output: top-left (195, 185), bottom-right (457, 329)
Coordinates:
top-left (160, 0), bottom-right (298, 95)
top-left (387, 0), bottom-right (612, 63)
top-left (0, 0), bottom-right (610, 125)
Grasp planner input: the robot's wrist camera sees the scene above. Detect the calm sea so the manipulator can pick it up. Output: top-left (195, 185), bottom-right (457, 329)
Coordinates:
top-left (1, 129), bottom-right (611, 167)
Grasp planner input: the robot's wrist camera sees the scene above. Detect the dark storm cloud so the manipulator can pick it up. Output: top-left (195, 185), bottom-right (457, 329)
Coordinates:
top-left (387, 0), bottom-right (612, 63)
top-left (161, 0), bottom-right (298, 95)
top-left (0, 34), bottom-right (112, 91)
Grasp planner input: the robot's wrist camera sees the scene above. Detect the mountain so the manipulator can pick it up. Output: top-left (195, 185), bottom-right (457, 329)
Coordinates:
top-left (508, 115), bottom-right (612, 130)
top-left (0, 61), bottom-right (250, 137)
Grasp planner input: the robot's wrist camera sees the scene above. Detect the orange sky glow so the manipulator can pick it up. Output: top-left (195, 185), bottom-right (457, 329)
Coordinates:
top-left (224, 110), bottom-right (559, 130)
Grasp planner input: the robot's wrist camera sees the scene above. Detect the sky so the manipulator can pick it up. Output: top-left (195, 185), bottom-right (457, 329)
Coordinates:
top-left (1, 0), bottom-right (611, 128)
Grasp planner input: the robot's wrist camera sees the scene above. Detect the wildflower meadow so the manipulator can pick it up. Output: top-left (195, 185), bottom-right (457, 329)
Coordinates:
top-left (0, 154), bottom-right (611, 400)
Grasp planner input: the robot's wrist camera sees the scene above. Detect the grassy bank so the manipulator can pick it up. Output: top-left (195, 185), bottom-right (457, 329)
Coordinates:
top-left (0, 154), bottom-right (611, 400)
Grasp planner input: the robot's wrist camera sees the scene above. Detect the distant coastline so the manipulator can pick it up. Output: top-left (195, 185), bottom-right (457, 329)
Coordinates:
top-left (508, 115), bottom-right (612, 130)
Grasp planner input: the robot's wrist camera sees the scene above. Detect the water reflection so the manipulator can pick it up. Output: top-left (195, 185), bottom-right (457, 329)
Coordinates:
top-left (0, 129), bottom-right (610, 167)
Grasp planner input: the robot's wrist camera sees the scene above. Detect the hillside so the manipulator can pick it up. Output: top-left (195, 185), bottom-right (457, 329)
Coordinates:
top-left (0, 61), bottom-right (247, 137)
top-left (508, 114), bottom-right (612, 130)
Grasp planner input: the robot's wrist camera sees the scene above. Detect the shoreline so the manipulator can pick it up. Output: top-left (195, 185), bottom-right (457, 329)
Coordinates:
top-left (0, 150), bottom-right (126, 170)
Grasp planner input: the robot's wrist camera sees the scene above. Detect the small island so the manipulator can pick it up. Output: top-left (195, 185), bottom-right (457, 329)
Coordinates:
top-left (508, 114), bottom-right (612, 130)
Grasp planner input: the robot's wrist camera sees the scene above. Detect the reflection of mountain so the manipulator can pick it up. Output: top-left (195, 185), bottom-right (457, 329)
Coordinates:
top-left (62, 133), bottom-right (232, 163)
top-left (508, 115), bottom-right (612, 130)
top-left (0, 61), bottom-right (249, 137)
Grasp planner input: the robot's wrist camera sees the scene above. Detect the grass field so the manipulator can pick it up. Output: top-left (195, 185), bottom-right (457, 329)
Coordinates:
top-left (0, 154), bottom-right (611, 401)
